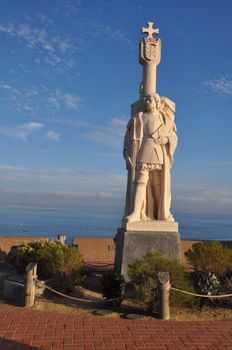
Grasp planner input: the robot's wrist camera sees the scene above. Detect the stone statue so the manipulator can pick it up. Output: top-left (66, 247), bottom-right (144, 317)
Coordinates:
top-left (123, 22), bottom-right (178, 223)
top-left (115, 22), bottom-right (180, 279)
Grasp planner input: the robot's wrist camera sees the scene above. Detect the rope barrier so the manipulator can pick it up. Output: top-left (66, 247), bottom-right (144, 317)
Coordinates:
top-left (36, 280), bottom-right (124, 303)
top-left (170, 287), bottom-right (232, 299)
top-left (85, 263), bottom-right (114, 268)
top-left (36, 280), bottom-right (232, 303)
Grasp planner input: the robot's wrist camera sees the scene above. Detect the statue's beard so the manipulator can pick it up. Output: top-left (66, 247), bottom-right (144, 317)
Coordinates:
top-left (146, 106), bottom-right (155, 113)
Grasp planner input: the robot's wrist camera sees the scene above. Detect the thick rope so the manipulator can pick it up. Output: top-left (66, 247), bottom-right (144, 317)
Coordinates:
top-left (170, 287), bottom-right (232, 298)
top-left (86, 263), bottom-right (114, 267)
top-left (36, 280), bottom-right (124, 303)
top-left (36, 280), bottom-right (232, 303)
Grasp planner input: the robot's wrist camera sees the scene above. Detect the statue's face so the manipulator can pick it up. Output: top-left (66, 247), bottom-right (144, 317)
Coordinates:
top-left (146, 95), bottom-right (156, 112)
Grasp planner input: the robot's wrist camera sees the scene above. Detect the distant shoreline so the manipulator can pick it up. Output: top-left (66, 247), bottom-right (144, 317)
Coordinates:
top-left (0, 207), bottom-right (231, 244)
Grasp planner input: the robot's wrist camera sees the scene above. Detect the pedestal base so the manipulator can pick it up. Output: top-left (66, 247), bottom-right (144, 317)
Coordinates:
top-left (114, 222), bottom-right (180, 280)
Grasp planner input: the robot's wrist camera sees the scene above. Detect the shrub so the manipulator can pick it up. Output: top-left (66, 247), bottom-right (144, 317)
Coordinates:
top-left (191, 271), bottom-right (220, 295)
top-left (219, 273), bottom-right (232, 304)
top-left (185, 242), bottom-right (232, 307)
top-left (52, 246), bottom-right (84, 293)
top-left (17, 240), bottom-right (84, 292)
top-left (128, 251), bottom-right (196, 312)
top-left (185, 241), bottom-right (232, 275)
top-left (101, 270), bottom-right (125, 305)
top-left (17, 240), bottom-right (62, 277)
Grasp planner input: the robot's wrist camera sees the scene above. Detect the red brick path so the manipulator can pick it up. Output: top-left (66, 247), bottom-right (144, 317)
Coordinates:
top-left (0, 304), bottom-right (232, 350)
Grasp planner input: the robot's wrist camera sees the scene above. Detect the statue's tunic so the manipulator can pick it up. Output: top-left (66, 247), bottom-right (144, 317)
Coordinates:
top-left (137, 111), bottom-right (164, 168)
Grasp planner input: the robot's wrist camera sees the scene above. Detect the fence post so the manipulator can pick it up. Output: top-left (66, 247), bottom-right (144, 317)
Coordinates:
top-left (157, 271), bottom-right (170, 320)
top-left (57, 234), bottom-right (67, 244)
top-left (24, 262), bottom-right (37, 307)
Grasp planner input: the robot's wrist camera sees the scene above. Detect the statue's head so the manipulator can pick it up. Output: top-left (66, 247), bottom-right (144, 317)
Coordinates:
top-left (145, 93), bottom-right (161, 112)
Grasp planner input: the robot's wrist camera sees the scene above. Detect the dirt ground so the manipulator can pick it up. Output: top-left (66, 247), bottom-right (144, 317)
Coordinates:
top-left (32, 273), bottom-right (232, 321)
top-left (33, 297), bottom-right (232, 321)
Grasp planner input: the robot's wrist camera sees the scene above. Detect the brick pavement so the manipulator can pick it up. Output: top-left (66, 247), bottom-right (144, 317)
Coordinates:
top-left (0, 304), bottom-right (231, 350)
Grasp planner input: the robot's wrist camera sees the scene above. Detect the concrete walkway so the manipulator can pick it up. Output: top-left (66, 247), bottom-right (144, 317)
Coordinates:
top-left (0, 304), bottom-right (232, 350)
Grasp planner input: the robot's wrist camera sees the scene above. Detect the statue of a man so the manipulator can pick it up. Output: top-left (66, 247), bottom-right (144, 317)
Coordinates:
top-left (124, 93), bottom-right (177, 222)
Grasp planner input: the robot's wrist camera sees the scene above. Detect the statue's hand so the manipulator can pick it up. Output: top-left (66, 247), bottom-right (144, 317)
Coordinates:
top-left (123, 150), bottom-right (133, 168)
top-left (126, 156), bottom-right (133, 168)
top-left (155, 136), bottom-right (168, 145)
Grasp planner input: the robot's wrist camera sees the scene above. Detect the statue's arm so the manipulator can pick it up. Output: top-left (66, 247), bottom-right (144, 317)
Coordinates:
top-left (123, 112), bottom-right (144, 169)
top-left (123, 118), bottom-right (134, 169)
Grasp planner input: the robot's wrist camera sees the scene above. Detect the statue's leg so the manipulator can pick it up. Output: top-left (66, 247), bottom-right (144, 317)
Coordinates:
top-left (152, 170), bottom-right (161, 218)
top-left (126, 168), bottom-right (149, 222)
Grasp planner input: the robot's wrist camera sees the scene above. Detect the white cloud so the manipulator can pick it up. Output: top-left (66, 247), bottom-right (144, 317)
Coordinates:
top-left (46, 131), bottom-right (61, 142)
top-left (0, 19), bottom-right (76, 70)
top-left (47, 94), bottom-right (60, 110)
top-left (88, 21), bottom-right (134, 49)
top-left (51, 115), bottom-right (127, 147)
top-left (0, 80), bottom-right (21, 95)
top-left (209, 162), bottom-right (232, 167)
top-left (83, 117), bottom-right (127, 148)
top-left (204, 76), bottom-right (232, 95)
top-left (36, 14), bottom-right (54, 26)
top-left (0, 7), bottom-right (134, 78)
top-left (56, 39), bottom-right (71, 53)
top-left (48, 91), bottom-right (81, 111)
top-left (0, 165), bottom-right (231, 214)
top-left (0, 80), bottom-right (81, 114)
top-left (174, 189), bottom-right (232, 206)
top-left (63, 0), bottom-right (82, 15)
top-left (0, 122), bottom-right (44, 141)
top-left (40, 149), bottom-right (51, 154)
top-left (172, 179), bottom-right (232, 213)
top-left (0, 187), bottom-right (123, 212)
top-left (63, 93), bottom-right (81, 109)
top-left (0, 165), bottom-right (126, 195)
top-left (50, 117), bottom-right (89, 128)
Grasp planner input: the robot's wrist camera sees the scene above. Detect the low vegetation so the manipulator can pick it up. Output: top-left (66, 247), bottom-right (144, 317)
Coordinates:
top-left (101, 270), bottom-right (125, 305)
top-left (16, 239), bottom-right (84, 293)
top-left (185, 241), bottom-right (232, 306)
top-left (185, 241), bottom-right (232, 275)
top-left (128, 251), bottom-right (196, 313)
top-left (9, 240), bottom-right (232, 314)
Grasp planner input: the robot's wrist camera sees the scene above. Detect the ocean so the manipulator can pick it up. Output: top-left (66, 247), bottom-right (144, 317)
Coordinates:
top-left (0, 207), bottom-right (231, 244)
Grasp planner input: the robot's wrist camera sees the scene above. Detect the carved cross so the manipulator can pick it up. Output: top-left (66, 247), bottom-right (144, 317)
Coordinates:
top-left (141, 22), bottom-right (159, 38)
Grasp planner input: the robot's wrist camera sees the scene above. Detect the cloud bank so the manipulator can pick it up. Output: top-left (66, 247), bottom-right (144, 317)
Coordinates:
top-left (204, 75), bottom-right (232, 95)
top-left (0, 122), bottom-right (44, 141)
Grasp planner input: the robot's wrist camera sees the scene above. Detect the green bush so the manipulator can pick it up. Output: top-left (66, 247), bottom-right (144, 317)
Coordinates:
top-left (219, 273), bottom-right (232, 305)
top-left (186, 242), bottom-right (232, 307)
top-left (185, 241), bottom-right (232, 275)
top-left (101, 270), bottom-right (125, 305)
top-left (128, 251), bottom-right (196, 312)
top-left (52, 245), bottom-right (84, 293)
top-left (17, 240), bottom-right (84, 293)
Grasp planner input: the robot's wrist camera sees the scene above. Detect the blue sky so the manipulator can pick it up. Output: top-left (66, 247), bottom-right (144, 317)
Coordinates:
top-left (0, 0), bottom-right (232, 215)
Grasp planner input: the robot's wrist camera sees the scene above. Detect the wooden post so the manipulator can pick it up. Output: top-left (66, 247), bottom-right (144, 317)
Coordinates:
top-left (57, 234), bottom-right (67, 244)
top-left (157, 271), bottom-right (170, 320)
top-left (24, 262), bottom-right (37, 308)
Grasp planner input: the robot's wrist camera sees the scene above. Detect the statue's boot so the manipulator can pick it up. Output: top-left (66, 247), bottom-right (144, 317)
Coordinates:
top-left (126, 182), bottom-right (146, 222)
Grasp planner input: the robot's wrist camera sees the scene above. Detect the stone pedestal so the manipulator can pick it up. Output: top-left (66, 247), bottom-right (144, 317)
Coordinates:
top-left (114, 221), bottom-right (180, 280)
